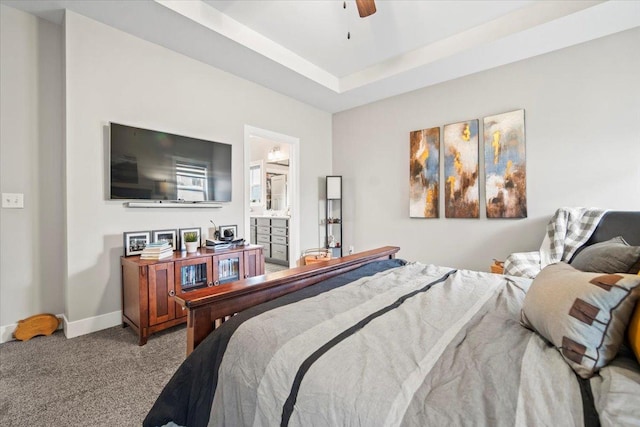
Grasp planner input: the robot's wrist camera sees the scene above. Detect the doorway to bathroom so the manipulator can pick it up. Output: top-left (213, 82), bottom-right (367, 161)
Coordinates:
top-left (244, 125), bottom-right (300, 272)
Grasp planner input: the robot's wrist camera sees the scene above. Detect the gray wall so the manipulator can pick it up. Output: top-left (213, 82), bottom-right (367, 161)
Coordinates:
top-left (62, 10), bottom-right (331, 334)
top-left (0, 6), bottom-right (332, 339)
top-left (0, 5), bottom-right (65, 341)
top-left (333, 28), bottom-right (640, 272)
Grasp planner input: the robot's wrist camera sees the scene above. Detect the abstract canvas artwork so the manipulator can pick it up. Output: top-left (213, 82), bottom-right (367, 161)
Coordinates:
top-left (409, 127), bottom-right (439, 218)
top-left (484, 109), bottom-right (527, 218)
top-left (444, 120), bottom-right (479, 218)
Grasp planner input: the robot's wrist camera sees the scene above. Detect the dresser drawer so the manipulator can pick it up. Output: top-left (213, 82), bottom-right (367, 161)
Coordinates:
top-left (257, 226), bottom-right (271, 234)
top-left (271, 227), bottom-right (286, 237)
top-left (271, 219), bottom-right (288, 228)
top-left (256, 218), bottom-right (271, 227)
top-left (260, 244), bottom-right (271, 258)
top-left (257, 234), bottom-right (271, 244)
top-left (271, 235), bottom-right (287, 245)
top-left (271, 244), bottom-right (288, 261)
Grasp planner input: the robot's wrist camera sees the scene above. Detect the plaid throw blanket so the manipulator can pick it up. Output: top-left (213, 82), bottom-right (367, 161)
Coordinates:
top-left (503, 207), bottom-right (607, 278)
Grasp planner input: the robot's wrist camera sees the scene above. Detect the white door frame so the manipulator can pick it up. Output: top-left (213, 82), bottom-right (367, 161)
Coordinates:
top-left (244, 125), bottom-right (300, 268)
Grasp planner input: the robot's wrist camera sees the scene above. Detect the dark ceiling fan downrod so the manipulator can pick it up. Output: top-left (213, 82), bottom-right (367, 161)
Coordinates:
top-left (345, 0), bottom-right (376, 39)
top-left (344, 1), bottom-right (350, 40)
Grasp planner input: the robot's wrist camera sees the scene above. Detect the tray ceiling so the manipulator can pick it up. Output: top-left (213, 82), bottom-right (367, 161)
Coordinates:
top-left (3, 0), bottom-right (639, 112)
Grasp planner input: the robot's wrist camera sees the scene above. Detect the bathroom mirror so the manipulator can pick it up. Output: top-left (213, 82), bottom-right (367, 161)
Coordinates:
top-left (267, 172), bottom-right (287, 210)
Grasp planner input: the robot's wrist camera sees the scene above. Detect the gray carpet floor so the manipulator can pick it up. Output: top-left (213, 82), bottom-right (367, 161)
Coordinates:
top-left (265, 262), bottom-right (289, 274)
top-left (1, 266), bottom-right (288, 426)
top-left (0, 324), bottom-right (186, 426)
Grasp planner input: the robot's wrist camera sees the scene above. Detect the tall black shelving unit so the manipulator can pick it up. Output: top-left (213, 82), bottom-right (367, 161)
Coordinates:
top-left (325, 176), bottom-right (342, 258)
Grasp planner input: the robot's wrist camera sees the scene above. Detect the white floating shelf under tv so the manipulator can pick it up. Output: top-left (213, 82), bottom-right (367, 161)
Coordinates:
top-left (125, 201), bottom-right (223, 208)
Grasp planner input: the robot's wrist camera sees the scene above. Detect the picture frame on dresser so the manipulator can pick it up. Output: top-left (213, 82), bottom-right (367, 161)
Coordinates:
top-left (152, 229), bottom-right (177, 251)
top-left (123, 231), bottom-right (151, 256)
top-left (178, 227), bottom-right (201, 251)
top-left (219, 225), bottom-right (238, 240)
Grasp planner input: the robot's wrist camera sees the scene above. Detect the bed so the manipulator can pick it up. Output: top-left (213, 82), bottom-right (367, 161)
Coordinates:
top-left (144, 211), bottom-right (640, 427)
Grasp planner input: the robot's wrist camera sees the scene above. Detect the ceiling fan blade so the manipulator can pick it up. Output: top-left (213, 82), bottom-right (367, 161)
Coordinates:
top-left (355, 0), bottom-right (376, 18)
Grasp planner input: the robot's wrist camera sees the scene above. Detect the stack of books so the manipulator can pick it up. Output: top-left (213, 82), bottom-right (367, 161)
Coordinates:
top-left (140, 242), bottom-right (173, 260)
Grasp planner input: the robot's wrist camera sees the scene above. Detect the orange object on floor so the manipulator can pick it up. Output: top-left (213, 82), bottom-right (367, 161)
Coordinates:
top-left (13, 313), bottom-right (60, 341)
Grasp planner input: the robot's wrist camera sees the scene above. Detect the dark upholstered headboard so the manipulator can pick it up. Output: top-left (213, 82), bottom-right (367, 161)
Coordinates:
top-left (585, 211), bottom-right (640, 247)
top-left (569, 210), bottom-right (640, 267)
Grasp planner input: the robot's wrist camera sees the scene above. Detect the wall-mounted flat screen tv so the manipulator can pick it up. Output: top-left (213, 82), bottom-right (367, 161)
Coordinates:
top-left (110, 123), bottom-right (232, 202)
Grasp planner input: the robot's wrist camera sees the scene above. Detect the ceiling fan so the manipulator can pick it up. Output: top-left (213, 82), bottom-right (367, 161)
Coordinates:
top-left (345, 0), bottom-right (376, 39)
top-left (355, 0), bottom-right (376, 18)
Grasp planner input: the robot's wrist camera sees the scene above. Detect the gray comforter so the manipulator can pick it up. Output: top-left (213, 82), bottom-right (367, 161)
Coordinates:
top-left (146, 261), bottom-right (640, 427)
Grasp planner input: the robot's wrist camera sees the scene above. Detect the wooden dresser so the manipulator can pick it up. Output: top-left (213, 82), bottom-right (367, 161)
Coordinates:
top-left (121, 244), bottom-right (264, 345)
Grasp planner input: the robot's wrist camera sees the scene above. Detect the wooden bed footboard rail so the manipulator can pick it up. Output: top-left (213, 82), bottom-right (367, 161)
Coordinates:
top-left (175, 246), bottom-right (400, 355)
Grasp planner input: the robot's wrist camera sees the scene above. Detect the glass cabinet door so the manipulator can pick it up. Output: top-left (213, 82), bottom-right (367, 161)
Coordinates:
top-left (175, 258), bottom-right (213, 292)
top-left (213, 253), bottom-right (244, 285)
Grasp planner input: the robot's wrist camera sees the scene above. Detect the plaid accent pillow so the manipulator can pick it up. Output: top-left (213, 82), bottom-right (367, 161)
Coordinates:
top-left (542, 208), bottom-right (606, 266)
top-left (504, 208), bottom-right (606, 279)
top-left (504, 252), bottom-right (541, 278)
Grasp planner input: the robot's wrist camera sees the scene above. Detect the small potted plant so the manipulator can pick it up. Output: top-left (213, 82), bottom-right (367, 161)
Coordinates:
top-left (184, 232), bottom-right (199, 253)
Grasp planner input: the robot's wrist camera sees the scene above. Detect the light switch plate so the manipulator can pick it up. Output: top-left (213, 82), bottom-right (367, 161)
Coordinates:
top-left (2, 193), bottom-right (24, 208)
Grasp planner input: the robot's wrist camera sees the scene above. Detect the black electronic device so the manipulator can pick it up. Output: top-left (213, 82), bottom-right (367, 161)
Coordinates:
top-left (109, 122), bottom-right (232, 202)
top-left (221, 228), bottom-right (235, 241)
top-left (206, 238), bottom-right (245, 247)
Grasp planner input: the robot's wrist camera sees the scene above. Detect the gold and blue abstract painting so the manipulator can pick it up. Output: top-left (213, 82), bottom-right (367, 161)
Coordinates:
top-left (484, 110), bottom-right (527, 218)
top-left (444, 120), bottom-right (479, 218)
top-left (409, 127), bottom-right (439, 218)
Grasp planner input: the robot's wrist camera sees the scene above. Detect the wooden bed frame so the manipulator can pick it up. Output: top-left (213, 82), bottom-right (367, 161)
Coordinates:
top-left (175, 246), bottom-right (400, 355)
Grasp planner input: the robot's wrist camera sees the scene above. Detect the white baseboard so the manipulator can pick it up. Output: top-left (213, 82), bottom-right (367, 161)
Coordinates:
top-left (0, 313), bottom-right (65, 344)
top-left (0, 311), bottom-right (123, 344)
top-left (63, 310), bottom-right (122, 339)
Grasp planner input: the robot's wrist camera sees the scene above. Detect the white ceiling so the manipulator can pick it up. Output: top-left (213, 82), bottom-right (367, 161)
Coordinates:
top-left (3, 0), bottom-right (639, 113)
